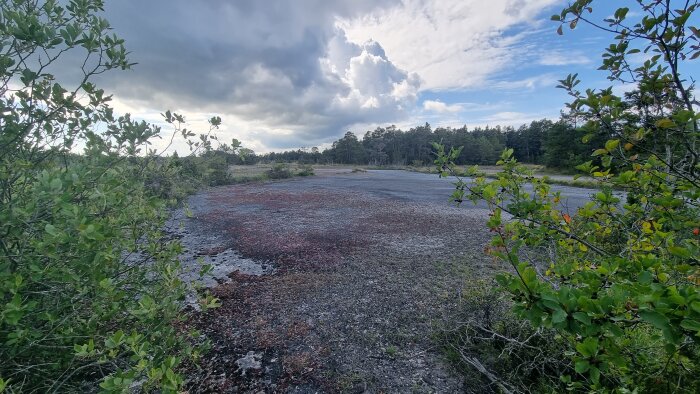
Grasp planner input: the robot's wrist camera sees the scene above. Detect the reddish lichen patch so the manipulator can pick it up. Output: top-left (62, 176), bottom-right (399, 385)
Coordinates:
top-left (193, 188), bottom-right (382, 271)
top-left (282, 351), bottom-right (316, 380)
top-left (186, 268), bottom-right (339, 391)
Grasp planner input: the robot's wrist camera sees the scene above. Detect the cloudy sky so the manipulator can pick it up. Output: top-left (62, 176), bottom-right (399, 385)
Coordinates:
top-left (91, 0), bottom-right (696, 153)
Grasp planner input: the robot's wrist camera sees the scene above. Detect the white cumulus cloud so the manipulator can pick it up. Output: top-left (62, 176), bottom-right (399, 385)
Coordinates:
top-left (423, 100), bottom-right (462, 113)
top-left (340, 0), bottom-right (560, 91)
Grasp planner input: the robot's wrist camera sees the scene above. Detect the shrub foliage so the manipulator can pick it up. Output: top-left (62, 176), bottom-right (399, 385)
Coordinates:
top-left (266, 163), bottom-right (293, 179)
top-left (0, 1), bottom-right (219, 392)
top-left (436, 1), bottom-right (700, 391)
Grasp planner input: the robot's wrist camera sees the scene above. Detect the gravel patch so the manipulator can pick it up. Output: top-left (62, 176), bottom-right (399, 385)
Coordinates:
top-left (181, 171), bottom-right (497, 392)
top-left (167, 193), bottom-right (275, 289)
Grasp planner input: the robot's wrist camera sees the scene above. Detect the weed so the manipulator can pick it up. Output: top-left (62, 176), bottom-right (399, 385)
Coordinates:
top-left (297, 164), bottom-right (315, 176)
top-left (266, 163), bottom-right (293, 179)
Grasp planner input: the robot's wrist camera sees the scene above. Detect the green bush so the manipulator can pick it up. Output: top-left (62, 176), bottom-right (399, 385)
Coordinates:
top-left (266, 163), bottom-right (293, 179)
top-left (0, 1), bottom-right (218, 392)
top-left (297, 164), bottom-right (315, 177)
top-left (436, 1), bottom-right (700, 391)
top-left (143, 157), bottom-right (199, 201)
top-left (200, 155), bottom-right (232, 186)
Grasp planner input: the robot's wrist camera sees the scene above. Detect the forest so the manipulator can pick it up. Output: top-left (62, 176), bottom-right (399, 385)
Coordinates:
top-left (260, 119), bottom-right (596, 169)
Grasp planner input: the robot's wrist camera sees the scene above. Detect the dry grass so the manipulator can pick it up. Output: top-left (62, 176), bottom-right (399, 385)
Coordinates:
top-left (406, 164), bottom-right (606, 189)
top-left (228, 163), bottom-right (314, 182)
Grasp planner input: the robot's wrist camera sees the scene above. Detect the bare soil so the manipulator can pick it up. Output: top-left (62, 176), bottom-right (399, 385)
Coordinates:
top-left (178, 170), bottom-right (499, 393)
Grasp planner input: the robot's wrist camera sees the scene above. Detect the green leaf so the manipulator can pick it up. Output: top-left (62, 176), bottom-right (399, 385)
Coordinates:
top-left (590, 366), bottom-right (600, 383)
top-left (482, 184), bottom-right (497, 200)
top-left (49, 178), bottom-right (62, 191)
top-left (572, 312), bottom-right (591, 325)
top-left (575, 360), bottom-right (590, 373)
top-left (604, 139), bottom-right (619, 151)
top-left (552, 309), bottom-right (568, 324)
top-left (520, 266), bottom-right (538, 289)
top-left (640, 310), bottom-right (670, 331)
top-left (45, 224), bottom-right (58, 236)
top-left (655, 118), bottom-right (675, 129)
top-left (680, 318), bottom-right (700, 332)
top-left (105, 330), bottom-right (125, 349)
top-left (575, 161), bottom-right (593, 172)
top-left (575, 337), bottom-right (599, 357)
top-left (614, 7), bottom-right (629, 20)
top-left (669, 246), bottom-right (691, 259)
top-left (690, 301), bottom-right (700, 314)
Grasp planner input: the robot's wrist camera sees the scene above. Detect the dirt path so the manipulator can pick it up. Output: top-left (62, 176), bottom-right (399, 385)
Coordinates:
top-left (179, 170), bottom-right (498, 393)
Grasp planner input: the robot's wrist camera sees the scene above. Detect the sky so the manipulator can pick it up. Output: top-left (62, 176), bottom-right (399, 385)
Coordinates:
top-left (89, 0), bottom-right (698, 153)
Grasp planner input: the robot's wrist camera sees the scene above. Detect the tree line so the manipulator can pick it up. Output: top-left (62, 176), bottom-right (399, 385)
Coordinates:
top-left (252, 119), bottom-right (602, 170)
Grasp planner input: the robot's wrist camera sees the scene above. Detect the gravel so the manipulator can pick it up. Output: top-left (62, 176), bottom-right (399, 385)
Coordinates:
top-left (180, 170), bottom-right (505, 393)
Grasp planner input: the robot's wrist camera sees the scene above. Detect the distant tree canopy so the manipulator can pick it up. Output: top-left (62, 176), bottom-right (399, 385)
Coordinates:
top-left (258, 119), bottom-right (594, 170)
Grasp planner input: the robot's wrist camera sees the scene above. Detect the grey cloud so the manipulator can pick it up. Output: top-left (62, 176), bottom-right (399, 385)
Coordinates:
top-left (93, 0), bottom-right (416, 149)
